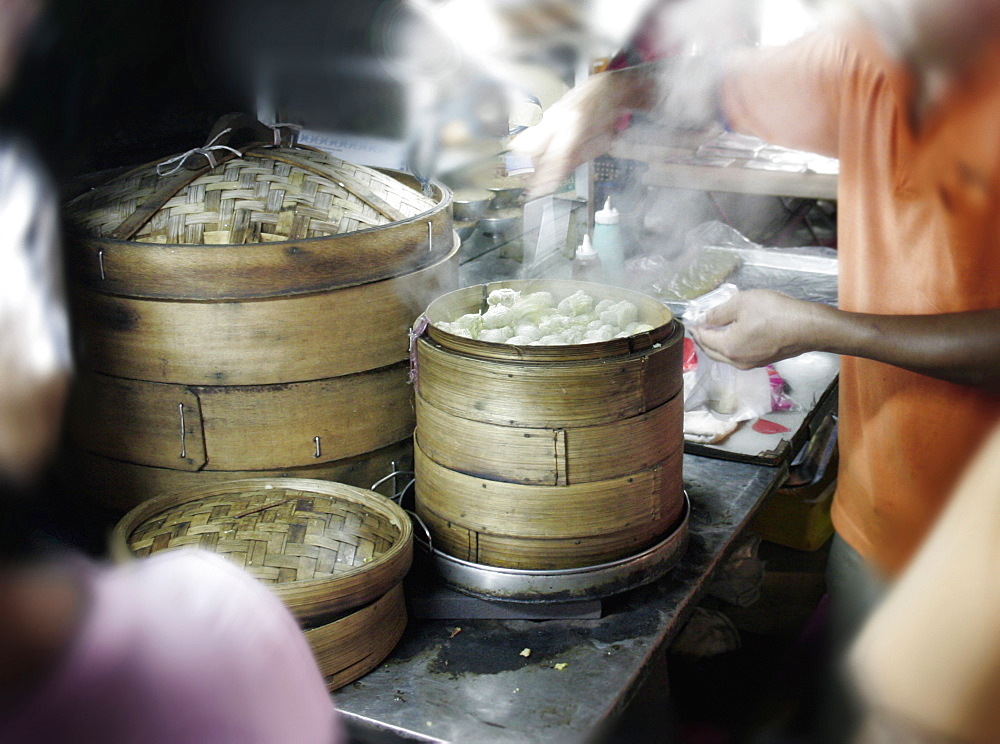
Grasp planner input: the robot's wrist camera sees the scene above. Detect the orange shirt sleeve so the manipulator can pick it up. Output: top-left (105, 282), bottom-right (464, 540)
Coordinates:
top-left (721, 28), bottom-right (856, 158)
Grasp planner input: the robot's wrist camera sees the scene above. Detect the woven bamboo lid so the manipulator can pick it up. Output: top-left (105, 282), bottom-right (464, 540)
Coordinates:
top-left (68, 147), bottom-right (435, 245)
top-left (110, 478), bottom-right (413, 623)
top-left (64, 115), bottom-right (454, 300)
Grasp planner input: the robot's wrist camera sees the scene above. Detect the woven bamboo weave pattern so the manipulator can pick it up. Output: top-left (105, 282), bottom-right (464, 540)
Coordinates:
top-left (127, 486), bottom-right (402, 585)
top-left (68, 148), bottom-right (436, 245)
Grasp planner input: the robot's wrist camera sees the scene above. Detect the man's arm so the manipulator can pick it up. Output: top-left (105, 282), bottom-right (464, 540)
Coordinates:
top-left (690, 290), bottom-right (1000, 389)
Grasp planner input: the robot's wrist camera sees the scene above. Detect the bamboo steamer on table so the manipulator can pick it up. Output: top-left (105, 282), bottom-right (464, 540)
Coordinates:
top-left (110, 478), bottom-right (413, 690)
top-left (62, 116), bottom-right (458, 509)
top-left (413, 279), bottom-right (686, 572)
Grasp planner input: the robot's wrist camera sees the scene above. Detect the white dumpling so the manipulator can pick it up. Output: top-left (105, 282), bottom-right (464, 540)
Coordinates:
top-left (455, 313), bottom-right (484, 333)
top-left (600, 300), bottom-right (638, 329)
top-left (525, 291), bottom-right (554, 307)
top-left (594, 299), bottom-right (616, 314)
top-left (481, 304), bottom-right (516, 329)
top-left (538, 315), bottom-right (571, 334)
top-left (510, 295), bottom-right (552, 323)
top-left (583, 326), bottom-right (616, 342)
top-left (514, 323), bottom-right (543, 341)
top-left (487, 288), bottom-right (520, 307)
top-left (537, 334), bottom-right (567, 345)
top-left (557, 290), bottom-right (595, 316)
top-left (505, 335), bottom-right (535, 345)
top-left (478, 326), bottom-right (514, 343)
top-left (449, 327), bottom-right (474, 338)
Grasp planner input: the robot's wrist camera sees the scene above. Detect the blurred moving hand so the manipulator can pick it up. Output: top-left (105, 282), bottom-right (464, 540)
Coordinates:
top-left (510, 65), bottom-right (654, 198)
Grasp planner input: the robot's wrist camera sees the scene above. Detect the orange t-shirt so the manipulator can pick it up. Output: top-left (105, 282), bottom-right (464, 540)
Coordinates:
top-left (722, 22), bottom-right (1000, 576)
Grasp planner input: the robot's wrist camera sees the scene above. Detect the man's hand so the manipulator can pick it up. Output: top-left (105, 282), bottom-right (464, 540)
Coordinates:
top-left (510, 65), bottom-right (656, 198)
top-left (689, 289), bottom-right (824, 369)
top-left (690, 288), bottom-right (1000, 390)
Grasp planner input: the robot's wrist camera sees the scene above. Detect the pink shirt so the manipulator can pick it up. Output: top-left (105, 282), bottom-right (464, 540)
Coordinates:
top-left (1, 549), bottom-right (344, 743)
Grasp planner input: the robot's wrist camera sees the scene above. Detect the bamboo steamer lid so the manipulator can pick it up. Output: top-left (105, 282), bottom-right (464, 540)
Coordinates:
top-left (110, 478), bottom-right (413, 623)
top-left (64, 114), bottom-right (454, 300)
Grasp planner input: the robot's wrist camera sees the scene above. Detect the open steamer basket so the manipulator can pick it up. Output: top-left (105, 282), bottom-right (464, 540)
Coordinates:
top-left (110, 478), bottom-right (413, 690)
top-left (412, 279), bottom-right (688, 602)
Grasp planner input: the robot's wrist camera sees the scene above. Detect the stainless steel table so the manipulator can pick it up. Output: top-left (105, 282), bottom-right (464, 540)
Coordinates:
top-left (333, 453), bottom-right (792, 743)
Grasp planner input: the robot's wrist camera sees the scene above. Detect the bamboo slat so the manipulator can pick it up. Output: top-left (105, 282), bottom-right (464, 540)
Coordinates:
top-left (111, 478), bottom-right (413, 622)
top-left (304, 584), bottom-right (407, 691)
top-left (66, 373), bottom-right (207, 471)
top-left (417, 506), bottom-right (674, 570)
top-left (414, 440), bottom-right (683, 570)
top-left (415, 392), bottom-right (682, 486)
top-left (63, 439), bottom-right (414, 516)
top-left (414, 332), bottom-right (682, 428)
top-left (415, 440), bottom-right (682, 538)
top-left (71, 240), bottom-right (459, 385)
top-left (67, 365), bottom-right (415, 471)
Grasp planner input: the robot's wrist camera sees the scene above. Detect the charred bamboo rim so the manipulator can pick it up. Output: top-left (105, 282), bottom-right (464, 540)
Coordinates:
top-left (412, 493), bottom-right (689, 603)
top-left (110, 478), bottom-right (413, 618)
top-left (422, 279), bottom-right (679, 362)
top-left (67, 169), bottom-right (453, 301)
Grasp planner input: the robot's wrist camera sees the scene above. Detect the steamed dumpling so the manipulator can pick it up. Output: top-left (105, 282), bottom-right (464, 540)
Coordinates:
top-left (487, 288), bottom-right (520, 307)
top-left (557, 290), bottom-right (595, 317)
top-left (600, 300), bottom-right (638, 328)
top-left (482, 304), bottom-right (516, 329)
top-left (478, 326), bottom-right (514, 343)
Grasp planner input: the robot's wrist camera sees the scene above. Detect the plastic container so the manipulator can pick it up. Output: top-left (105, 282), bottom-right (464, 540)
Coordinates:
top-left (572, 234), bottom-right (604, 283)
top-left (592, 198), bottom-right (624, 286)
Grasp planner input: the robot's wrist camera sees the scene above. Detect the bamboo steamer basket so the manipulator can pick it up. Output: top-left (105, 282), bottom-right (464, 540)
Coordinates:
top-left (68, 248), bottom-right (458, 386)
top-left (64, 438), bottom-right (414, 515)
top-left (412, 279), bottom-right (685, 571)
top-left (67, 365), bottom-right (415, 472)
top-left (63, 117), bottom-right (458, 504)
top-left (110, 477), bottom-right (412, 690)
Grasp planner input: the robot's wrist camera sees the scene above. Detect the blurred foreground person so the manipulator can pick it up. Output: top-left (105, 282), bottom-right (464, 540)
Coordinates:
top-left (850, 422), bottom-right (1000, 744)
top-left (0, 2), bottom-right (343, 742)
top-left (514, 0), bottom-right (1000, 740)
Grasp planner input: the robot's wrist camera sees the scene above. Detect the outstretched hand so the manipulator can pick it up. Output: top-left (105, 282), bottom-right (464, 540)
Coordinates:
top-left (689, 289), bottom-right (824, 369)
top-left (510, 67), bottom-right (648, 198)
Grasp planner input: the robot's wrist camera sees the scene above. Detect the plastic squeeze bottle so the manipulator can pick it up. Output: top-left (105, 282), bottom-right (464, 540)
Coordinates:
top-left (572, 234), bottom-right (604, 283)
top-left (592, 197), bottom-right (624, 286)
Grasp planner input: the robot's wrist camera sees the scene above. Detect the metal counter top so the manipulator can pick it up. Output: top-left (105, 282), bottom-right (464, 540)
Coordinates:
top-left (333, 453), bottom-right (786, 743)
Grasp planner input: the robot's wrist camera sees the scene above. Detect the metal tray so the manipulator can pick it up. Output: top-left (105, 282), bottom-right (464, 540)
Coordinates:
top-left (410, 494), bottom-right (689, 603)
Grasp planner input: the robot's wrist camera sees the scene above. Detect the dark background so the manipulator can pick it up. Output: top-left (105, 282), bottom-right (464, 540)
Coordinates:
top-left (0, 0), bottom-right (409, 191)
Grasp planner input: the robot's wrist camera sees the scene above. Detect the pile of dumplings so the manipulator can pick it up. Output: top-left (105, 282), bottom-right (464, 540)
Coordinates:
top-left (434, 288), bottom-right (656, 345)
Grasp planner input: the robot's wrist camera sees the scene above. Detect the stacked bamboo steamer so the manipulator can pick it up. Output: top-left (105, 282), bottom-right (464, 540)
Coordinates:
top-left (110, 478), bottom-right (413, 690)
top-left (413, 279), bottom-right (686, 572)
top-left (62, 116), bottom-right (459, 512)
